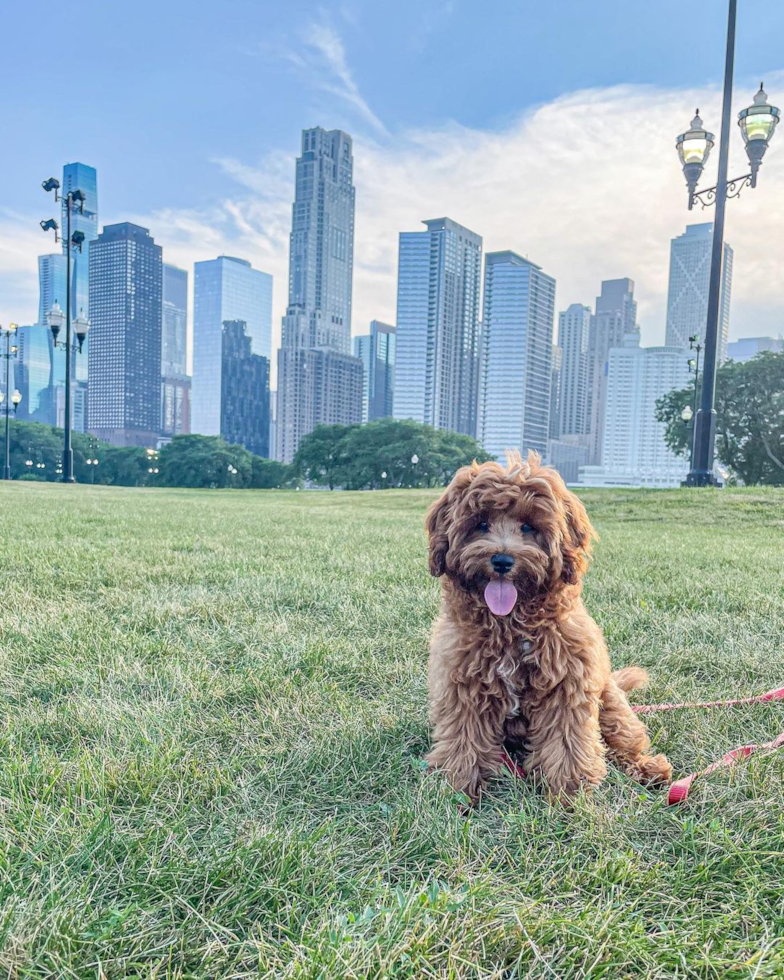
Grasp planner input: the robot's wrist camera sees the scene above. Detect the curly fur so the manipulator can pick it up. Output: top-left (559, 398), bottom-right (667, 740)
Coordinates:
top-left (425, 451), bottom-right (672, 804)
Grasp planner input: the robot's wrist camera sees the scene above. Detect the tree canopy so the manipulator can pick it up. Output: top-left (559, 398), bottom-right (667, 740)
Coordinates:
top-left (294, 417), bottom-right (493, 489)
top-left (656, 351), bottom-right (784, 486)
top-left (2, 423), bottom-right (296, 489)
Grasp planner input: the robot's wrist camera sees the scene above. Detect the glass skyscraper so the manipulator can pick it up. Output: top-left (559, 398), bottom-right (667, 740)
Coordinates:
top-left (665, 223), bottom-right (733, 361)
top-left (394, 218), bottom-right (482, 437)
top-left (62, 162), bottom-right (98, 384)
top-left (276, 127), bottom-right (362, 463)
top-left (354, 320), bottom-right (396, 423)
top-left (220, 319), bottom-right (270, 458)
top-left (479, 251), bottom-right (556, 461)
top-left (192, 256), bottom-right (272, 436)
top-left (16, 253), bottom-right (66, 422)
top-left (88, 223), bottom-right (162, 446)
top-left (162, 264), bottom-right (188, 377)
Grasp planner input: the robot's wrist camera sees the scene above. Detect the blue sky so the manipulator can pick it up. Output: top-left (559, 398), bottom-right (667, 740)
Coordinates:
top-left (3, 0), bottom-right (784, 355)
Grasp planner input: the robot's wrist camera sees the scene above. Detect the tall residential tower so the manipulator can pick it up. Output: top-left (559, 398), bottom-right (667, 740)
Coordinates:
top-left (586, 278), bottom-right (639, 464)
top-left (479, 251), bottom-right (556, 461)
top-left (277, 127), bottom-right (362, 463)
top-left (394, 218), bottom-right (482, 436)
top-left (88, 223), bottom-right (162, 446)
top-left (161, 263), bottom-right (190, 437)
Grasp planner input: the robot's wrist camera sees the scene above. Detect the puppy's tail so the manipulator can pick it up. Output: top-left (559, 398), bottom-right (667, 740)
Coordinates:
top-left (611, 666), bottom-right (650, 693)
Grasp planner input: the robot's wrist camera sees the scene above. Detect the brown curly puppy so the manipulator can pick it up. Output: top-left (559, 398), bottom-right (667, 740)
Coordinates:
top-left (425, 451), bottom-right (672, 804)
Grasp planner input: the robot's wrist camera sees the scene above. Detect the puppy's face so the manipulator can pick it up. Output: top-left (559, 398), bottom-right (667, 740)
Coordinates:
top-left (425, 453), bottom-right (595, 616)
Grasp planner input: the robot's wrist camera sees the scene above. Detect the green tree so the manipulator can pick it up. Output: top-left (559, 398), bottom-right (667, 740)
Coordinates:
top-left (157, 435), bottom-right (251, 489)
top-left (656, 351), bottom-right (784, 486)
top-left (102, 446), bottom-right (156, 487)
top-left (251, 455), bottom-right (296, 489)
top-left (294, 418), bottom-right (492, 489)
top-left (294, 424), bottom-right (356, 489)
top-left (8, 420), bottom-right (63, 480)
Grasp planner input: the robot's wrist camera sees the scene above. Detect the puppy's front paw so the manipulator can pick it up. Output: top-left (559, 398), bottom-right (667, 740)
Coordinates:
top-left (633, 753), bottom-right (673, 786)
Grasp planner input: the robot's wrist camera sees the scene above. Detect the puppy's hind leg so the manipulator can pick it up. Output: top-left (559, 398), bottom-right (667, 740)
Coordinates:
top-left (600, 677), bottom-right (672, 785)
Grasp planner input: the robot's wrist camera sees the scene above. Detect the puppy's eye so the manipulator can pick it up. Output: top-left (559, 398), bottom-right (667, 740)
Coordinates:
top-left (521, 523), bottom-right (535, 535)
top-left (477, 521), bottom-right (489, 533)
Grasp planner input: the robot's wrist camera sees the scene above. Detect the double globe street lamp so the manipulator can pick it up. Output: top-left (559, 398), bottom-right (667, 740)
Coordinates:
top-left (674, 0), bottom-right (779, 486)
top-left (40, 178), bottom-right (91, 484)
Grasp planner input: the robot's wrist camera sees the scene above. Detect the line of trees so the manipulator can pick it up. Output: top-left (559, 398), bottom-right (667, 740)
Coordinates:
top-left (1, 418), bottom-right (491, 490)
top-left (656, 350), bottom-right (784, 486)
top-left (3, 423), bottom-right (295, 489)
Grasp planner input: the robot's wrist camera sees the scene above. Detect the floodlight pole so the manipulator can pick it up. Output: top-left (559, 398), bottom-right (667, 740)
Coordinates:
top-left (63, 192), bottom-right (75, 483)
top-left (687, 0), bottom-right (736, 486)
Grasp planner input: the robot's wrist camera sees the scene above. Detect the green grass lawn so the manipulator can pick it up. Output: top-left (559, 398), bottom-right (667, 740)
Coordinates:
top-left (1, 483), bottom-right (783, 978)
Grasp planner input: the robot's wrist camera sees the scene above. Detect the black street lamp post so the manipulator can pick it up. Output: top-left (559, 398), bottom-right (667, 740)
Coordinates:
top-left (675, 0), bottom-right (779, 486)
top-left (40, 178), bottom-right (91, 484)
top-left (1, 323), bottom-right (22, 480)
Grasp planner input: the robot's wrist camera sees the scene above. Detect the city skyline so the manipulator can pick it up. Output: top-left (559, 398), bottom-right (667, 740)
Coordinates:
top-left (3, 5), bottom-right (784, 365)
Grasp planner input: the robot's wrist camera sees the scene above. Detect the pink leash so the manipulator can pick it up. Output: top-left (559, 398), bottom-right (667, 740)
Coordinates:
top-left (501, 685), bottom-right (784, 804)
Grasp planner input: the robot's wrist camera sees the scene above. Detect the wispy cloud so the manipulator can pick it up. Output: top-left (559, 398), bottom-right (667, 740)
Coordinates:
top-left (289, 20), bottom-right (389, 137)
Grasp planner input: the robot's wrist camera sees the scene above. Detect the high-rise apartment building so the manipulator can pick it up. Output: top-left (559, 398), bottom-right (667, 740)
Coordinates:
top-left (479, 251), bottom-right (556, 461)
top-left (161, 377), bottom-right (191, 438)
top-left (192, 256), bottom-right (272, 437)
top-left (162, 264), bottom-right (188, 377)
top-left (276, 348), bottom-right (363, 463)
top-left (87, 223), bottom-right (162, 446)
top-left (220, 319), bottom-right (270, 458)
top-left (354, 320), bottom-right (396, 423)
top-left (665, 223), bottom-right (733, 361)
top-left (394, 218), bottom-right (483, 436)
top-left (586, 278), bottom-right (639, 464)
top-left (354, 334), bottom-right (372, 422)
top-left (579, 339), bottom-right (690, 488)
top-left (281, 127), bottom-right (355, 354)
top-left (161, 264), bottom-right (190, 437)
top-left (557, 303), bottom-right (591, 437)
top-left (549, 345), bottom-right (562, 441)
top-left (276, 127), bottom-right (362, 462)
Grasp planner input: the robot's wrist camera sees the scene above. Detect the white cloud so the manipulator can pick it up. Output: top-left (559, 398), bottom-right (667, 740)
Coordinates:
top-left (3, 76), bottom-right (784, 384)
top-left (290, 20), bottom-right (389, 137)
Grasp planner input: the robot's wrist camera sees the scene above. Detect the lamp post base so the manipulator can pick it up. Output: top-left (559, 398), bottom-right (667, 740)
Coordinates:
top-left (62, 448), bottom-right (75, 484)
top-left (2, 465), bottom-right (10, 481)
top-left (683, 470), bottom-right (722, 487)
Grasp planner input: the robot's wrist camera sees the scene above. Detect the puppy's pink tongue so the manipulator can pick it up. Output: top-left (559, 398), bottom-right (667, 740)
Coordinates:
top-left (484, 580), bottom-right (518, 616)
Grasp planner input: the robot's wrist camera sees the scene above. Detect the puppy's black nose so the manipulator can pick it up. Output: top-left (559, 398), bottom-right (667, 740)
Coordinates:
top-left (491, 553), bottom-right (514, 575)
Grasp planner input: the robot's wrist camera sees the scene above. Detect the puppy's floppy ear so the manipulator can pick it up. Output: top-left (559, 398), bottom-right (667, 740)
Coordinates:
top-left (425, 491), bottom-right (451, 577)
top-left (424, 463), bottom-right (477, 577)
top-left (560, 489), bottom-right (596, 584)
